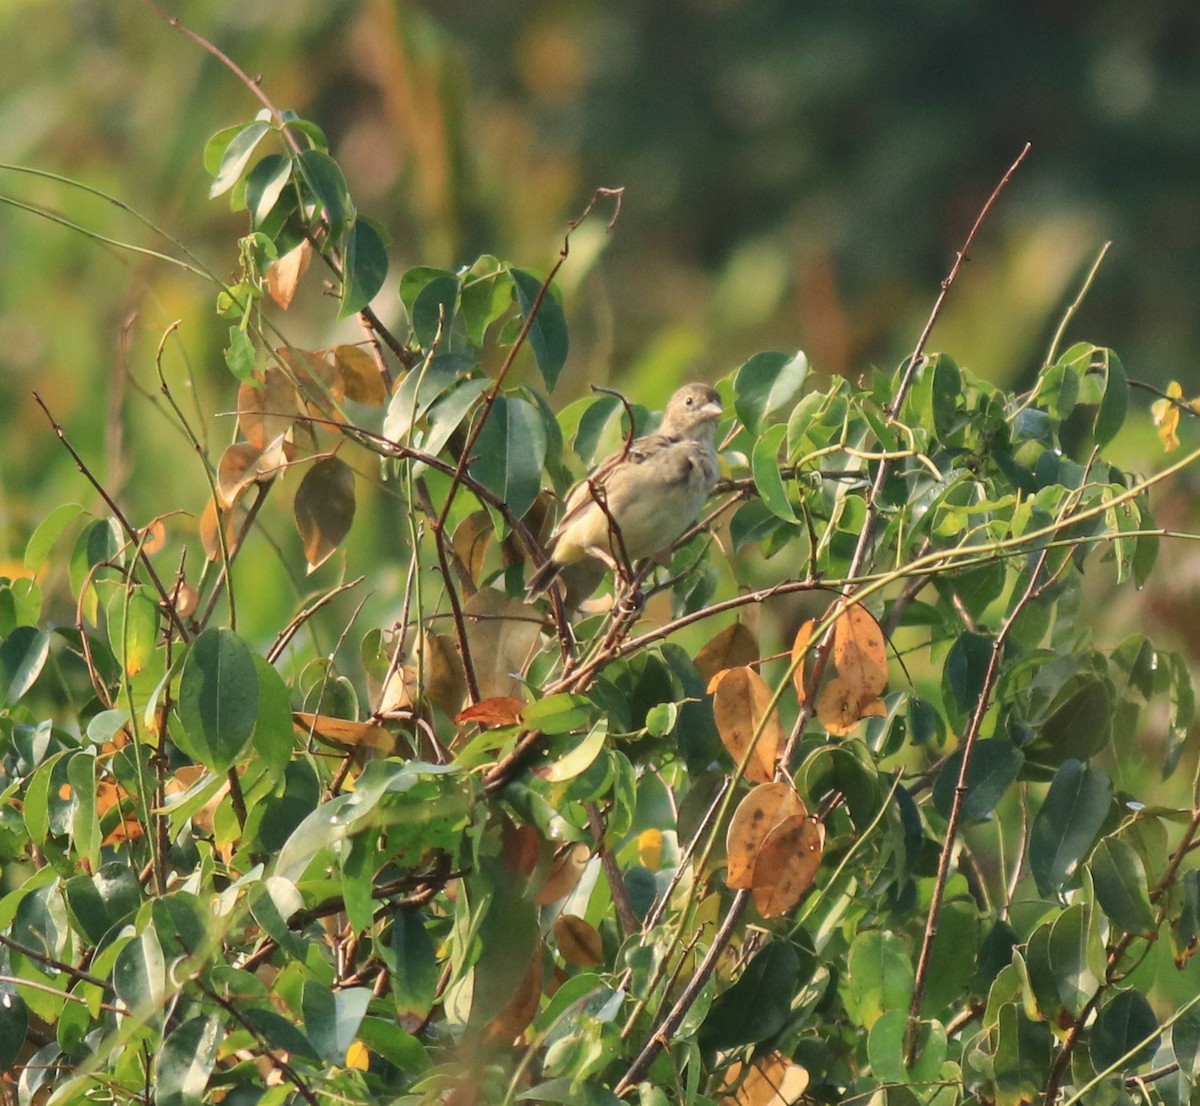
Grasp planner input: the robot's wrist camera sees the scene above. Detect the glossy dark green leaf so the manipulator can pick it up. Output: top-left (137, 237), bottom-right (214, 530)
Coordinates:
top-left (509, 268), bottom-right (569, 391)
top-left (942, 632), bottom-right (994, 731)
top-left (460, 257), bottom-right (514, 346)
top-left (356, 1017), bottom-right (429, 1073)
top-left (468, 395), bottom-right (548, 519)
top-left (0, 626), bottom-right (50, 705)
top-left (932, 737), bottom-right (1023, 822)
top-left (175, 628), bottom-right (260, 773)
top-left (241, 1007), bottom-right (321, 1062)
top-left (1093, 348), bottom-right (1128, 448)
top-left (382, 910), bottom-right (438, 1031)
top-left (700, 940), bottom-right (801, 1050)
top-left (410, 274), bottom-right (461, 350)
top-left (1171, 1002), bottom-right (1200, 1079)
top-left (339, 217), bottom-right (389, 317)
top-left (302, 982), bottom-right (371, 1066)
top-left (113, 928), bottom-right (166, 1022)
top-left (297, 148), bottom-right (350, 237)
top-left (251, 655), bottom-right (295, 778)
top-left (1030, 760), bottom-right (1111, 895)
top-left (1090, 836), bottom-right (1156, 936)
top-left (752, 423), bottom-right (798, 522)
top-left (1024, 678), bottom-right (1113, 768)
top-left (1047, 904), bottom-right (1103, 1016)
top-left (1090, 989), bottom-right (1158, 1072)
top-left (0, 984), bottom-right (27, 1070)
top-left (922, 899), bottom-right (980, 1016)
top-left (733, 349), bottom-right (809, 431)
top-left (155, 1016), bottom-right (221, 1106)
top-left (518, 1079), bottom-right (623, 1106)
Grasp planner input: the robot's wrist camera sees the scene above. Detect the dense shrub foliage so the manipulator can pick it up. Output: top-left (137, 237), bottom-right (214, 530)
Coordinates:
top-left (3, 49), bottom-right (1200, 1106)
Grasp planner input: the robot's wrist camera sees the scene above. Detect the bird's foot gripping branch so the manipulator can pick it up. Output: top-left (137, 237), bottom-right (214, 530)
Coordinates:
top-left (6, 89), bottom-right (1200, 1106)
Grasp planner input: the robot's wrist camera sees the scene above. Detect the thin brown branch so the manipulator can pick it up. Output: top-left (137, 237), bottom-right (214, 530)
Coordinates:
top-left (587, 803), bottom-right (637, 939)
top-left (266, 576), bottom-right (365, 664)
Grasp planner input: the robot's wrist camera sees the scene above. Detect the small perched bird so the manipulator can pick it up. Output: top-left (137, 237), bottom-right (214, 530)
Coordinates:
top-left (527, 383), bottom-right (723, 597)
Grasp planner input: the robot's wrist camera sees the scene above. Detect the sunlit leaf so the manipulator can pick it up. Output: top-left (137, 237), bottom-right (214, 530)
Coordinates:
top-left (508, 268), bottom-right (568, 391)
top-left (693, 622), bottom-right (758, 686)
top-left (175, 628), bottom-right (260, 774)
top-left (711, 666), bottom-right (781, 783)
top-left (725, 782), bottom-right (805, 890)
top-left (750, 813), bottom-right (823, 918)
top-left (553, 914), bottom-right (602, 967)
top-left (333, 344), bottom-right (387, 406)
top-left (264, 239), bottom-right (311, 310)
top-left (339, 218), bottom-right (389, 317)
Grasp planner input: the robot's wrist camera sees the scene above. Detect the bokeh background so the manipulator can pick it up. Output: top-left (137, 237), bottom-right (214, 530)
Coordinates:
top-left (2, 0), bottom-right (1200, 650)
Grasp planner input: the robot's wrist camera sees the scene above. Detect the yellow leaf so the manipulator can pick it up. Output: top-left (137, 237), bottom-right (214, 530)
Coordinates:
top-left (790, 618), bottom-right (816, 701)
top-left (265, 239), bottom-right (312, 310)
top-left (750, 814), bottom-right (823, 918)
top-left (1152, 380), bottom-right (1183, 453)
top-left (833, 602), bottom-right (888, 700)
top-left (344, 1039), bottom-right (369, 1071)
top-left (694, 622), bottom-right (759, 685)
top-left (334, 344), bottom-right (387, 407)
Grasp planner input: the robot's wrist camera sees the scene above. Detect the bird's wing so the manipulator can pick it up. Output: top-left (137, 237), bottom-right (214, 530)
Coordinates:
top-left (554, 430), bottom-right (677, 534)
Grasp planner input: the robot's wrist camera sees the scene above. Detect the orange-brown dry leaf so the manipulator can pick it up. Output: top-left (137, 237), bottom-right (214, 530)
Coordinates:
top-left (265, 240), bottom-right (312, 310)
top-left (790, 618), bottom-right (816, 701)
top-left (694, 622), bottom-right (759, 686)
top-left (171, 582), bottom-right (199, 620)
top-left (860, 698), bottom-right (888, 719)
top-left (533, 841), bottom-right (590, 905)
top-left (453, 511), bottom-right (494, 587)
top-left (833, 602), bottom-right (888, 700)
top-left (481, 941), bottom-right (543, 1045)
top-left (500, 821), bottom-right (541, 876)
top-left (217, 442), bottom-right (264, 509)
top-left (277, 347), bottom-right (345, 416)
top-left (711, 666), bottom-right (781, 784)
top-left (751, 814), bottom-right (823, 918)
top-left (720, 1053), bottom-right (811, 1106)
top-left (294, 456), bottom-right (356, 573)
top-left (199, 497), bottom-right (242, 562)
top-left (553, 914), bottom-right (603, 967)
top-left (816, 675), bottom-right (867, 736)
top-left (140, 519), bottom-right (167, 556)
top-left (293, 712), bottom-right (394, 752)
top-left (455, 696), bottom-right (526, 728)
top-left (725, 782), bottom-right (806, 890)
top-left (333, 344), bottom-right (387, 407)
top-left (238, 365), bottom-right (298, 450)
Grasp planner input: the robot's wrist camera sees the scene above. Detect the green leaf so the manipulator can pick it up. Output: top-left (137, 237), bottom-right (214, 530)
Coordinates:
top-left (251, 656), bottom-right (296, 779)
top-left (417, 377), bottom-right (489, 463)
top-left (112, 928), bottom-right (166, 1023)
top-left (993, 1002), bottom-right (1052, 1106)
top-left (0, 626), bottom-right (50, 705)
top-left (302, 982), bottom-right (372, 1066)
top-left (1171, 1002), bottom-right (1200, 1079)
top-left (24, 503), bottom-right (83, 570)
top-left (297, 148), bottom-right (351, 237)
top-left (207, 120), bottom-right (270, 198)
top-left (941, 631), bottom-right (994, 732)
top-left (244, 153), bottom-right (292, 226)
top-left (155, 1016), bottom-right (221, 1106)
top-left (523, 693), bottom-right (593, 735)
top-left (1029, 760), bottom-right (1111, 895)
top-left (240, 1008), bottom-right (321, 1062)
top-left (751, 423), bottom-right (798, 522)
top-left (467, 866), bottom-right (539, 1030)
top-left (468, 395), bottom-right (548, 519)
top-left (733, 349), bottom-right (808, 431)
top-left (175, 628), bottom-right (260, 773)
top-left (1047, 904), bottom-right (1102, 1016)
top-left (518, 1079), bottom-right (623, 1106)
top-left (383, 910), bottom-right (438, 1032)
top-left (356, 1017), bottom-right (429, 1072)
top-left (224, 325), bottom-right (257, 385)
top-left (932, 738), bottom-right (1023, 822)
top-left (106, 585), bottom-right (160, 679)
top-left (699, 940), bottom-right (801, 1049)
top-left (509, 268), bottom-right (569, 391)
top-left (1090, 836), bottom-right (1156, 936)
top-left (460, 258), bottom-right (514, 346)
top-left (411, 274), bottom-right (461, 349)
top-left (841, 929), bottom-right (913, 1030)
top-left (921, 899), bottom-right (980, 1016)
top-left (1093, 348), bottom-right (1128, 447)
top-left (1090, 989), bottom-right (1158, 1072)
top-left (0, 983), bottom-right (27, 1070)
top-left (339, 218), bottom-right (389, 317)
top-left (67, 753), bottom-right (99, 870)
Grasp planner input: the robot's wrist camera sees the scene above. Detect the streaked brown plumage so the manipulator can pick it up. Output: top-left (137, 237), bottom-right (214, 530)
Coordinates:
top-left (527, 383), bottom-right (722, 596)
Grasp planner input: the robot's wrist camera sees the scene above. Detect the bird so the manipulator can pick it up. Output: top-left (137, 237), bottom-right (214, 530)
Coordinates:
top-left (527, 383), bottom-right (723, 597)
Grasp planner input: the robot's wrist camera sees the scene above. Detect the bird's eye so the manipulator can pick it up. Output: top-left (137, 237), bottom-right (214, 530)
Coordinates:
top-left (685, 396), bottom-right (695, 406)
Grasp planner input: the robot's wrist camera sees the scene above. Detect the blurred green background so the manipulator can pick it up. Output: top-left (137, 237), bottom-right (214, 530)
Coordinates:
top-left (2, 0), bottom-right (1199, 649)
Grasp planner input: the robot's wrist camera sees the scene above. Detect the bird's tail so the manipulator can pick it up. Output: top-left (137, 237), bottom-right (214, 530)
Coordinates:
top-left (525, 557), bottom-right (562, 597)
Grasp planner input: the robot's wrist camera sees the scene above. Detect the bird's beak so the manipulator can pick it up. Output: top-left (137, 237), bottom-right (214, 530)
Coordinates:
top-left (699, 401), bottom-right (723, 420)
